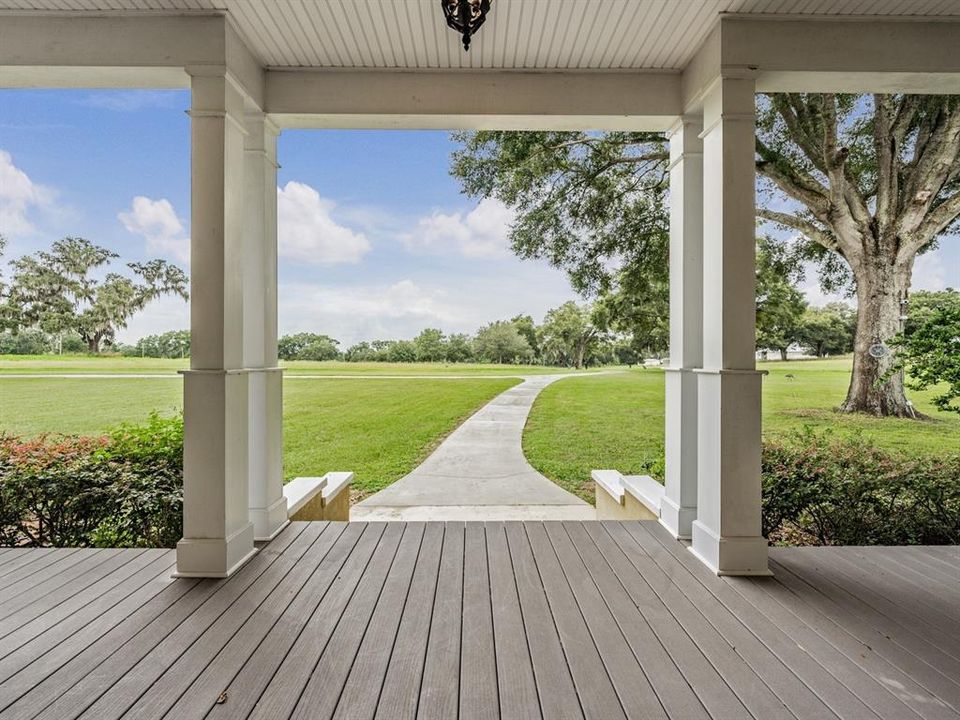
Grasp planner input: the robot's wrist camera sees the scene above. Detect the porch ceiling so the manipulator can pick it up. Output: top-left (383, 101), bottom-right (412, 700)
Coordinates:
top-left (1, 0), bottom-right (959, 71)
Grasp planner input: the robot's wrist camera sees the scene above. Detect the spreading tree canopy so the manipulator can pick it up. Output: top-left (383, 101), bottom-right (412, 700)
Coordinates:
top-left (7, 237), bottom-right (188, 352)
top-left (452, 94), bottom-right (960, 417)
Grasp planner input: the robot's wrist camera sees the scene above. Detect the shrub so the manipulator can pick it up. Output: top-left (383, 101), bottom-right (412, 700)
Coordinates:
top-left (762, 429), bottom-right (960, 545)
top-left (0, 413), bottom-right (183, 548)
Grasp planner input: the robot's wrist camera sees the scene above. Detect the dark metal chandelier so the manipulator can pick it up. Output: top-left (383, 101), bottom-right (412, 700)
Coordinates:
top-left (441, 0), bottom-right (492, 52)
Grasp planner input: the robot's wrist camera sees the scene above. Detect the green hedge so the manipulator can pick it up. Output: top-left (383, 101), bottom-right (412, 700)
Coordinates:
top-left (762, 429), bottom-right (960, 546)
top-left (0, 413), bottom-right (182, 548)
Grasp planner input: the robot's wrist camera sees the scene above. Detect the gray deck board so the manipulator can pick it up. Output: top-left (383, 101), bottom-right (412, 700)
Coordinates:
top-left (417, 520), bottom-right (464, 720)
top-left (490, 522), bottom-right (547, 720)
top-left (374, 523), bottom-right (443, 720)
top-left (0, 550), bottom-right (173, 683)
top-left (293, 522), bottom-right (410, 720)
top-left (458, 522), bottom-right (499, 720)
top-left (0, 523), bottom-right (956, 720)
top-left (524, 522), bottom-right (627, 720)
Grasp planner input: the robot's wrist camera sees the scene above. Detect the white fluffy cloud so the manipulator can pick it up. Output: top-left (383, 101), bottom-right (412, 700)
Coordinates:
top-left (278, 181), bottom-right (371, 265)
top-left (118, 196), bottom-right (190, 263)
top-left (401, 197), bottom-right (513, 259)
top-left (0, 149), bottom-right (54, 237)
top-left (279, 279), bottom-right (456, 345)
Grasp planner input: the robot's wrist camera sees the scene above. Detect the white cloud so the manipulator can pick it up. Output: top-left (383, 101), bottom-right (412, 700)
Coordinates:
top-left (118, 196), bottom-right (190, 264)
top-left (278, 181), bottom-right (371, 265)
top-left (114, 293), bottom-right (190, 345)
top-left (912, 251), bottom-right (949, 292)
top-left (78, 91), bottom-right (184, 113)
top-left (0, 149), bottom-right (55, 237)
top-left (401, 197), bottom-right (514, 259)
top-left (279, 279), bottom-right (456, 345)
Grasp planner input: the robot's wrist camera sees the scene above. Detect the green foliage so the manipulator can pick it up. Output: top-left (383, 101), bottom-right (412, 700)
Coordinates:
top-left (6, 237), bottom-right (188, 352)
top-left (121, 329), bottom-right (190, 358)
top-left (452, 131), bottom-right (670, 298)
top-left (755, 236), bottom-right (807, 356)
top-left (762, 430), bottom-right (960, 545)
top-left (0, 328), bottom-right (50, 355)
top-left (474, 320), bottom-right (532, 363)
top-left (0, 413), bottom-right (183, 548)
top-left (445, 333), bottom-right (475, 363)
top-left (538, 301), bottom-right (604, 368)
top-left (890, 290), bottom-right (960, 413)
top-left (278, 332), bottom-right (342, 361)
top-left (413, 328), bottom-right (446, 362)
top-left (797, 303), bottom-right (856, 357)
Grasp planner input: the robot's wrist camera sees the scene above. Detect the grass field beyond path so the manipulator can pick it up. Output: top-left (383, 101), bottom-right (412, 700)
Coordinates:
top-left (524, 358), bottom-right (960, 502)
top-left (0, 369), bottom-right (517, 496)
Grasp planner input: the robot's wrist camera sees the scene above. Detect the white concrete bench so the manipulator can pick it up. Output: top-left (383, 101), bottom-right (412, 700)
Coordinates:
top-left (592, 469), bottom-right (663, 521)
top-left (283, 471), bottom-right (353, 522)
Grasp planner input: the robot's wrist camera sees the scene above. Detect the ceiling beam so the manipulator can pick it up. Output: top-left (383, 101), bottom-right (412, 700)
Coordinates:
top-left (265, 69), bottom-right (682, 131)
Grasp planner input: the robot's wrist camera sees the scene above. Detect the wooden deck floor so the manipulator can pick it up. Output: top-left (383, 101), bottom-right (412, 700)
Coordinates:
top-left (0, 521), bottom-right (957, 720)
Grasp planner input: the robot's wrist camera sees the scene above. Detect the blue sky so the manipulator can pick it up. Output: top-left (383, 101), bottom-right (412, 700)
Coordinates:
top-left (1, 88), bottom-right (958, 345)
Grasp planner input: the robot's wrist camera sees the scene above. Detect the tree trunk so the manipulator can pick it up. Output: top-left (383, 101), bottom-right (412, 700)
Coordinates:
top-left (779, 347), bottom-right (788, 361)
top-left (86, 336), bottom-right (100, 353)
top-left (841, 259), bottom-right (916, 417)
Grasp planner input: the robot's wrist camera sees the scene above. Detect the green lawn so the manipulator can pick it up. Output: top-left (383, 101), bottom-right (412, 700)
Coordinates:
top-left (0, 355), bottom-right (600, 376)
top-left (0, 373), bottom-right (517, 496)
top-left (524, 357), bottom-right (960, 502)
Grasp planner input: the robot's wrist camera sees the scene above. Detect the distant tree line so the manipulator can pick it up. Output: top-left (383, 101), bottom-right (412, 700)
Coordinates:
top-left (276, 301), bottom-right (638, 368)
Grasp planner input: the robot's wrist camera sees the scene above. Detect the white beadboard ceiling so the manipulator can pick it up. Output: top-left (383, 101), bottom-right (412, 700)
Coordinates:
top-left (1, 0), bottom-right (959, 70)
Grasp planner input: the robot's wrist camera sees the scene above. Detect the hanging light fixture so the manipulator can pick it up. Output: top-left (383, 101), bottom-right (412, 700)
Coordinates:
top-left (441, 0), bottom-right (492, 52)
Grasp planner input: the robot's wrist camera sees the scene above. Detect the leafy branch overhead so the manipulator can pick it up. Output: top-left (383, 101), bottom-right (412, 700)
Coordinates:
top-left (452, 94), bottom-right (960, 417)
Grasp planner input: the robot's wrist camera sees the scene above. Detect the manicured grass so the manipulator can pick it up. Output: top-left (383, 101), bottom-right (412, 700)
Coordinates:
top-left (0, 355), bottom-right (601, 376)
top-left (524, 358), bottom-right (960, 503)
top-left (283, 378), bottom-right (517, 495)
top-left (0, 377), bottom-right (183, 435)
top-left (0, 374), bottom-right (517, 496)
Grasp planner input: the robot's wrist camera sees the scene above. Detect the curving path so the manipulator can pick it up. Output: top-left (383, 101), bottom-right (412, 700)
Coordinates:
top-left (352, 374), bottom-right (596, 521)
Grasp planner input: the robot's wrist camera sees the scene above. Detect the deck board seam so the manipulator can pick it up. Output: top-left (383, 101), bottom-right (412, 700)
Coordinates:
top-left (113, 523), bottom-right (315, 719)
top-left (142, 523), bottom-right (335, 720)
top-left (792, 550), bottom-right (960, 662)
top-left (69, 522), bottom-right (308, 719)
top-left (590, 522), bottom-right (761, 720)
top-left (410, 522), bottom-right (445, 720)
top-left (560, 521), bottom-right (703, 720)
top-left (723, 567), bottom-right (926, 720)
top-left (253, 522), bottom-right (388, 718)
top-left (525, 521), bottom-right (627, 720)
top-left (617, 522), bottom-right (814, 719)
top-left (482, 523), bottom-right (503, 720)
top-left (361, 523), bottom-right (427, 719)
top-left (0, 552), bottom-right (177, 679)
top-left (769, 556), bottom-right (960, 715)
top-left (319, 523), bottom-right (413, 719)
top-left (543, 521), bottom-right (665, 719)
top-left (637, 522), bottom-right (866, 719)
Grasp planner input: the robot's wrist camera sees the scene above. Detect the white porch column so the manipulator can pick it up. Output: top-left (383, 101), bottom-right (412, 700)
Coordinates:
top-left (661, 116), bottom-right (703, 540)
top-left (176, 71), bottom-right (256, 578)
top-left (690, 76), bottom-right (769, 575)
top-left (244, 111), bottom-right (287, 541)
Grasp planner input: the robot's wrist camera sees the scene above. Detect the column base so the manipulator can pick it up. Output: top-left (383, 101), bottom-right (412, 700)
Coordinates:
top-left (174, 521), bottom-right (257, 578)
top-left (251, 495), bottom-right (289, 542)
top-left (690, 520), bottom-right (771, 576)
top-left (659, 495), bottom-right (697, 540)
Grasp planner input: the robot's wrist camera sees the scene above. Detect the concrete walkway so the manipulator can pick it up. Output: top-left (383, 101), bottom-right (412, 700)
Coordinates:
top-left (353, 374), bottom-right (596, 521)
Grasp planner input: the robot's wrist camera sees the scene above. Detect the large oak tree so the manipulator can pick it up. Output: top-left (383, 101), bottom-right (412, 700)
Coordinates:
top-left (7, 237), bottom-right (188, 352)
top-left (452, 93), bottom-right (960, 417)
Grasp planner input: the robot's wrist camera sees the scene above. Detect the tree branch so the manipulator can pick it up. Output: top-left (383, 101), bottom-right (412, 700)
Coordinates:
top-left (758, 209), bottom-right (842, 254)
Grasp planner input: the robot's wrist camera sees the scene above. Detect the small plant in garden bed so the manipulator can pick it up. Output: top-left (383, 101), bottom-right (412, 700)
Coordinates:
top-left (0, 413), bottom-right (183, 548)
